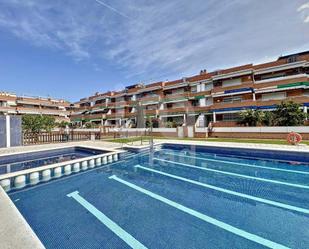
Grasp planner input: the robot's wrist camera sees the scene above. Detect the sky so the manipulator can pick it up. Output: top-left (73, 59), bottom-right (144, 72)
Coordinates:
top-left (0, 0), bottom-right (309, 102)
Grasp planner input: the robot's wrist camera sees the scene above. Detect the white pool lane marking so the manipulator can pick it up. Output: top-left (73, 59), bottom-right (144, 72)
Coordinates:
top-left (134, 165), bottom-right (309, 214)
top-left (67, 191), bottom-right (148, 249)
top-left (109, 175), bottom-right (290, 249)
top-left (153, 158), bottom-right (309, 190)
top-left (160, 151), bottom-right (309, 175)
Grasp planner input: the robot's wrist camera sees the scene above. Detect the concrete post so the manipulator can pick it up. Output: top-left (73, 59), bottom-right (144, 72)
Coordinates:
top-left (5, 115), bottom-right (10, 148)
top-left (213, 112), bottom-right (216, 123)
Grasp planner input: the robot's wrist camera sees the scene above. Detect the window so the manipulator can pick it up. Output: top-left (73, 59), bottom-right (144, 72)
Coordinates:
top-left (260, 72), bottom-right (286, 80)
top-left (222, 113), bottom-right (239, 121)
top-left (287, 55), bottom-right (298, 63)
top-left (191, 86), bottom-right (197, 93)
top-left (222, 97), bottom-right (242, 103)
top-left (222, 78), bottom-right (242, 88)
top-left (303, 90), bottom-right (309, 97)
top-left (261, 92), bottom-right (286, 101)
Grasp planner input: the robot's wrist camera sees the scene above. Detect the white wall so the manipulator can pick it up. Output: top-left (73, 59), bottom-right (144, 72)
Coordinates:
top-left (211, 126), bottom-right (309, 133)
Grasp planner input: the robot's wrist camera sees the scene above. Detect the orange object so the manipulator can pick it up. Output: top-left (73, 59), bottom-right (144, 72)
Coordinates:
top-left (287, 132), bottom-right (302, 145)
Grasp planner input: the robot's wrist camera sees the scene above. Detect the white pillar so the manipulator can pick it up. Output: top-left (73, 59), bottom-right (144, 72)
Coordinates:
top-left (89, 159), bottom-right (95, 168)
top-left (213, 112), bottom-right (216, 123)
top-left (0, 179), bottom-right (11, 192)
top-left (253, 93), bottom-right (256, 101)
top-left (54, 167), bottom-right (62, 178)
top-left (64, 165), bottom-right (72, 175)
top-left (6, 164), bottom-right (11, 173)
top-left (304, 106), bottom-right (308, 120)
top-left (42, 169), bottom-right (51, 181)
top-left (5, 115), bottom-right (10, 148)
top-left (30, 172), bottom-right (40, 185)
top-left (14, 175), bottom-right (26, 189)
top-left (73, 163), bottom-right (80, 172)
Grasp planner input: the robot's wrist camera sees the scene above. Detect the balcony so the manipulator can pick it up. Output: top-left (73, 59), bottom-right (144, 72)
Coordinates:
top-left (145, 109), bottom-right (157, 116)
top-left (0, 106), bottom-right (17, 113)
top-left (16, 107), bottom-right (69, 116)
top-left (140, 96), bottom-right (160, 103)
top-left (256, 96), bottom-right (309, 107)
top-left (92, 103), bottom-right (107, 109)
top-left (212, 81), bottom-right (254, 94)
top-left (106, 111), bottom-right (133, 118)
top-left (211, 100), bottom-right (256, 110)
top-left (16, 97), bottom-right (70, 107)
top-left (72, 107), bottom-right (90, 114)
top-left (162, 93), bottom-right (189, 103)
top-left (187, 91), bottom-right (211, 99)
top-left (159, 107), bottom-right (187, 115)
top-left (254, 75), bottom-right (309, 90)
top-left (187, 106), bottom-right (210, 114)
top-left (107, 101), bottom-right (129, 108)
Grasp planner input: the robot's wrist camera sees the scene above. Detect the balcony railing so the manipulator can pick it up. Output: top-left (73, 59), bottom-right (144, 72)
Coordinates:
top-left (162, 93), bottom-right (189, 102)
top-left (140, 96), bottom-right (160, 103)
top-left (256, 96), bottom-right (309, 107)
top-left (16, 98), bottom-right (69, 107)
top-left (16, 107), bottom-right (69, 116)
top-left (254, 75), bottom-right (309, 90)
top-left (212, 81), bottom-right (254, 93)
top-left (0, 106), bottom-right (17, 113)
top-left (187, 91), bottom-right (211, 98)
top-left (107, 101), bottom-right (129, 107)
top-left (159, 107), bottom-right (187, 114)
top-left (145, 109), bottom-right (157, 115)
top-left (211, 99), bottom-right (256, 109)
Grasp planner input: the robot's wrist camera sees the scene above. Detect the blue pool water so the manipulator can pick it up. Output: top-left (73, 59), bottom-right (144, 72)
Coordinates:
top-left (0, 147), bottom-right (107, 175)
top-left (8, 144), bottom-right (309, 249)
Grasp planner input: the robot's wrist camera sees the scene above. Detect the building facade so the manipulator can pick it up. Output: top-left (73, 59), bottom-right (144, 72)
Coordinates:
top-left (0, 93), bottom-right (71, 122)
top-left (71, 51), bottom-right (309, 128)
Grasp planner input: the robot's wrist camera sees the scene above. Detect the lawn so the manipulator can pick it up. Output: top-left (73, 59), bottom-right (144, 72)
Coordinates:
top-left (107, 136), bottom-right (309, 146)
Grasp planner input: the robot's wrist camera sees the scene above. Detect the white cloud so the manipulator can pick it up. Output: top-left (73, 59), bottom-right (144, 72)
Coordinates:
top-left (298, 1), bottom-right (309, 23)
top-left (0, 0), bottom-right (308, 82)
top-left (298, 2), bottom-right (309, 11)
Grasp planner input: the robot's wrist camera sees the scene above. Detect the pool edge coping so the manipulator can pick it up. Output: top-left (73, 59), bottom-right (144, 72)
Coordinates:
top-left (0, 145), bottom-right (125, 180)
top-left (0, 186), bottom-right (45, 249)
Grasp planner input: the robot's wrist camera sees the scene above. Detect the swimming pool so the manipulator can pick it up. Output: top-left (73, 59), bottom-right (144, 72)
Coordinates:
top-left (0, 147), bottom-right (108, 175)
top-left (8, 144), bottom-right (309, 249)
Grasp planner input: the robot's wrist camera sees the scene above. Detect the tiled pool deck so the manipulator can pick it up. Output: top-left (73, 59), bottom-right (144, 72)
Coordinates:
top-left (1, 139), bottom-right (309, 249)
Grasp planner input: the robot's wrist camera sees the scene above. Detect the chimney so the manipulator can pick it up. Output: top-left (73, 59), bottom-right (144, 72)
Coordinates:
top-left (200, 69), bottom-right (207, 75)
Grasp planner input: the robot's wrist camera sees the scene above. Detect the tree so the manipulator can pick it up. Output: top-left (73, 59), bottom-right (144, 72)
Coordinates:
top-left (237, 101), bottom-right (307, 127)
top-left (22, 115), bottom-right (56, 133)
top-left (237, 109), bottom-right (265, 126)
top-left (41, 115), bottom-right (56, 132)
top-left (272, 101), bottom-right (306, 126)
top-left (57, 121), bottom-right (70, 129)
top-left (262, 111), bottom-right (274, 126)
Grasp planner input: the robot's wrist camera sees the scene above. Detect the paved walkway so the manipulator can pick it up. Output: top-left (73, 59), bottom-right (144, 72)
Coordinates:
top-left (0, 140), bottom-right (122, 156)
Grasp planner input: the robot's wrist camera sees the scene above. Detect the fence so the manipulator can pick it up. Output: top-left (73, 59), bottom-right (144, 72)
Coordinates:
top-left (23, 131), bottom-right (101, 145)
top-left (106, 128), bottom-right (151, 139)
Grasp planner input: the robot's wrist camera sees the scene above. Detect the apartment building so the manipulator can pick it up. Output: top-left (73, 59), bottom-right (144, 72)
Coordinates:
top-left (72, 50), bottom-right (309, 128)
top-left (0, 93), bottom-right (71, 122)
